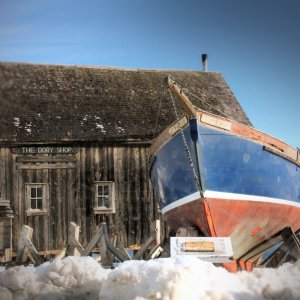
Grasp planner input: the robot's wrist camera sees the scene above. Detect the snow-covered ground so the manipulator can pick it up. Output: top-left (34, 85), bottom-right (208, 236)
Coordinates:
top-left (0, 256), bottom-right (299, 300)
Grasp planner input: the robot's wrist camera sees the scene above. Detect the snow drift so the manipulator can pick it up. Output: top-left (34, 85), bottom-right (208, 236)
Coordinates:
top-left (0, 256), bottom-right (300, 300)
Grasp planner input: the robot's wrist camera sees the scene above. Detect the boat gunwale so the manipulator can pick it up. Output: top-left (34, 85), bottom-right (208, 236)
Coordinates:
top-left (150, 110), bottom-right (300, 167)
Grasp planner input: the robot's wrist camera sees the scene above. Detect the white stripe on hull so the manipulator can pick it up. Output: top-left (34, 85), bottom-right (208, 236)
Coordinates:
top-left (204, 190), bottom-right (300, 208)
top-left (161, 191), bottom-right (200, 214)
top-left (161, 190), bottom-right (300, 215)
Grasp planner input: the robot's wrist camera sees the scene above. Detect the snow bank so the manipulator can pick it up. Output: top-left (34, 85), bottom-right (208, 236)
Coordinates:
top-left (0, 256), bottom-right (300, 300)
top-left (100, 257), bottom-right (300, 300)
top-left (0, 256), bottom-right (109, 300)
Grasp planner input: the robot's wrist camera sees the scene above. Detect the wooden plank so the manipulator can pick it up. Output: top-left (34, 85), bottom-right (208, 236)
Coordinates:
top-left (98, 225), bottom-right (111, 266)
top-left (125, 147), bottom-right (132, 246)
top-left (85, 147), bottom-right (93, 242)
top-left (71, 237), bottom-right (84, 255)
top-left (12, 152), bottom-right (20, 250)
top-left (140, 148), bottom-right (149, 241)
top-left (264, 146), bottom-right (300, 167)
top-left (4, 248), bottom-right (12, 262)
top-left (42, 168), bottom-right (50, 254)
top-left (74, 150), bottom-right (81, 227)
top-left (16, 156), bottom-right (76, 163)
top-left (200, 113), bottom-right (232, 131)
top-left (116, 238), bottom-right (131, 260)
top-left (101, 223), bottom-right (129, 262)
top-left (66, 168), bottom-right (71, 245)
top-left (67, 222), bottom-right (81, 256)
top-left (146, 245), bottom-right (164, 260)
top-left (133, 235), bottom-right (155, 260)
top-left (79, 148), bottom-right (87, 245)
top-left (51, 248), bottom-right (66, 262)
top-left (116, 147), bottom-right (126, 246)
top-left (56, 169), bottom-right (63, 247)
top-left (15, 225), bottom-right (43, 265)
top-left (82, 226), bottom-right (103, 256)
top-left (15, 225), bottom-right (33, 263)
top-left (0, 149), bottom-right (6, 199)
top-left (68, 168), bottom-right (76, 231)
top-left (24, 235), bottom-right (43, 265)
top-left (155, 220), bottom-right (161, 245)
top-left (49, 168), bottom-right (56, 249)
top-left (134, 147), bottom-right (141, 244)
top-left (103, 147), bottom-right (108, 181)
top-left (17, 163), bottom-right (76, 170)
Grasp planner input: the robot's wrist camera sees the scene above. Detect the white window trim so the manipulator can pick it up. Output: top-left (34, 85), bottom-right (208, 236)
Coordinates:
top-left (25, 183), bottom-right (49, 216)
top-left (93, 181), bottom-right (115, 214)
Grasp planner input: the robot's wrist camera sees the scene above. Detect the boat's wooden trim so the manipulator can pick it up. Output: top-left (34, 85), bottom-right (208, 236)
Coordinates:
top-left (150, 108), bottom-right (299, 167)
top-left (263, 146), bottom-right (300, 167)
top-left (197, 111), bottom-right (300, 166)
top-left (150, 116), bottom-right (189, 155)
top-left (200, 113), bottom-right (232, 131)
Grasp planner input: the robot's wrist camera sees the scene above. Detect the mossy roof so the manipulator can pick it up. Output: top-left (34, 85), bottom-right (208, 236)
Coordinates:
top-left (0, 62), bottom-right (252, 143)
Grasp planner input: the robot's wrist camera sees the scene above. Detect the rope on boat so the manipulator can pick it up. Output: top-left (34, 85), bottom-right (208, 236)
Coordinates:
top-left (182, 88), bottom-right (228, 118)
top-left (167, 86), bottom-right (203, 197)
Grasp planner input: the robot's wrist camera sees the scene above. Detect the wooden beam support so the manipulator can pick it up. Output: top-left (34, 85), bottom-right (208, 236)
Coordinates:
top-left (101, 223), bottom-right (130, 262)
top-left (67, 222), bottom-right (84, 256)
top-left (82, 226), bottom-right (103, 256)
top-left (133, 235), bottom-right (155, 260)
top-left (16, 225), bottom-right (42, 265)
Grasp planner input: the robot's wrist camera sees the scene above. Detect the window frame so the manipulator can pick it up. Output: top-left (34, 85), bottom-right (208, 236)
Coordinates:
top-left (25, 183), bottom-right (48, 216)
top-left (93, 181), bottom-right (115, 214)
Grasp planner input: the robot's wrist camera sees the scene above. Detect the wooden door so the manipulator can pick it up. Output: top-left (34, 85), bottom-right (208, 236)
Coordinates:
top-left (16, 156), bottom-right (77, 252)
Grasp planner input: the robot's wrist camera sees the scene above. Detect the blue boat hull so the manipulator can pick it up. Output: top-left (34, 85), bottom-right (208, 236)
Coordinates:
top-left (150, 118), bottom-right (300, 262)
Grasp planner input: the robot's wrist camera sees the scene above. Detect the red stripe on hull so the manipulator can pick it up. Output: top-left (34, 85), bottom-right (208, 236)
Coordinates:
top-left (163, 196), bottom-right (300, 260)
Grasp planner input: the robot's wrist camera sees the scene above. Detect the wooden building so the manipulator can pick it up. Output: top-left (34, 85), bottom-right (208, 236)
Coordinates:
top-left (0, 62), bottom-right (252, 257)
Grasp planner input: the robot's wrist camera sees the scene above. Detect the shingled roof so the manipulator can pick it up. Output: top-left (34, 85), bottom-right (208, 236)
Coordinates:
top-left (0, 62), bottom-right (252, 144)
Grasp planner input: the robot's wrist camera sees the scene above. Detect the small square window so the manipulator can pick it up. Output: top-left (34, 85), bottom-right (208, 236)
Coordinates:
top-left (25, 184), bottom-right (48, 216)
top-left (94, 181), bottom-right (115, 214)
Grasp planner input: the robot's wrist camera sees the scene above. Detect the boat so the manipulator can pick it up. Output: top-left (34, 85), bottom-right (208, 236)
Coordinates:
top-left (149, 76), bottom-right (300, 271)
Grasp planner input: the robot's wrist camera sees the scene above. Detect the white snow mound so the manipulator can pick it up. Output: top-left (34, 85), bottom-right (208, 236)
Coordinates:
top-left (0, 256), bottom-right (299, 300)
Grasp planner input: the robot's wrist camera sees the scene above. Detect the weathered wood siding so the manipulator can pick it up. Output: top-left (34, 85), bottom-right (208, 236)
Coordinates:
top-left (0, 145), bottom-right (161, 252)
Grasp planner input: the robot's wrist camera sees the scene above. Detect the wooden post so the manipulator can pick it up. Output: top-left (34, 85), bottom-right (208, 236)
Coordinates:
top-left (155, 219), bottom-right (161, 245)
top-left (146, 245), bottom-right (164, 260)
top-left (101, 223), bottom-right (129, 263)
top-left (67, 222), bottom-right (84, 256)
top-left (16, 225), bottom-right (42, 265)
top-left (82, 226), bottom-right (103, 256)
top-left (98, 225), bottom-right (112, 267)
top-left (133, 235), bottom-right (155, 260)
top-left (116, 238), bottom-right (131, 260)
top-left (52, 248), bottom-right (66, 262)
top-left (16, 225), bottom-right (32, 263)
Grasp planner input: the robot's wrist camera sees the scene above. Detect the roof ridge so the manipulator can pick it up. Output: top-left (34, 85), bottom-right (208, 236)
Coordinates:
top-left (0, 61), bottom-right (221, 74)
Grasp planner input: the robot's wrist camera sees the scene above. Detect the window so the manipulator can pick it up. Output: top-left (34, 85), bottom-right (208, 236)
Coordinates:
top-left (94, 181), bottom-right (115, 214)
top-left (30, 186), bottom-right (43, 209)
top-left (25, 184), bottom-right (48, 216)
